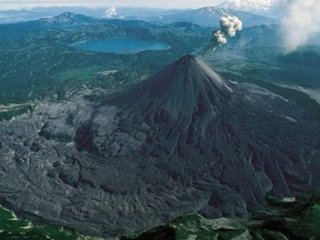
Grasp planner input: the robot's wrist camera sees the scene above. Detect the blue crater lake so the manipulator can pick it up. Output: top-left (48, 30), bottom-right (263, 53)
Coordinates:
top-left (73, 39), bottom-right (171, 54)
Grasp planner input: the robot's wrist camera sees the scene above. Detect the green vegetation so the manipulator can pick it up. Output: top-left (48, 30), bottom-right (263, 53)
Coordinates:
top-left (3, 193), bottom-right (320, 240)
top-left (0, 102), bottom-right (36, 121)
top-left (0, 19), bottom-right (208, 105)
top-left (0, 206), bottom-right (79, 240)
top-left (53, 66), bottom-right (103, 83)
top-left (123, 193), bottom-right (320, 240)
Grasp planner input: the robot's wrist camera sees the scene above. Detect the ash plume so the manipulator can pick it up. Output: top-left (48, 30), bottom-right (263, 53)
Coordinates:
top-left (197, 15), bottom-right (243, 55)
top-left (215, 15), bottom-right (243, 45)
top-left (281, 0), bottom-right (320, 52)
top-left (105, 6), bottom-right (119, 18)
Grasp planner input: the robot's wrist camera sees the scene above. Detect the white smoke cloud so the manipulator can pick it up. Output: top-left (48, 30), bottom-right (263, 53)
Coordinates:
top-left (214, 31), bottom-right (228, 45)
top-left (281, 0), bottom-right (320, 52)
top-left (105, 6), bottom-right (119, 19)
top-left (194, 15), bottom-right (243, 55)
top-left (214, 15), bottom-right (243, 45)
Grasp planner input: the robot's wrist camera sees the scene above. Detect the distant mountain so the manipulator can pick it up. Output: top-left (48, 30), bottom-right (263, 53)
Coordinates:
top-left (0, 6), bottom-right (273, 27)
top-left (0, 56), bottom-right (320, 237)
top-left (0, 7), bottom-right (185, 24)
top-left (0, 7), bottom-right (102, 24)
top-left (0, 12), bottom-right (99, 38)
top-left (39, 12), bottom-right (98, 27)
top-left (150, 7), bottom-right (274, 27)
top-left (218, 0), bottom-right (288, 18)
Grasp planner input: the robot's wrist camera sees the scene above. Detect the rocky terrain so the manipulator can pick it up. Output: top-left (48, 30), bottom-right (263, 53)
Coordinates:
top-left (0, 56), bottom-right (319, 237)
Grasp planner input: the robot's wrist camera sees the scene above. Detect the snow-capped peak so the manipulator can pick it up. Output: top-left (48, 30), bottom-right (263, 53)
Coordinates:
top-left (218, 0), bottom-right (275, 13)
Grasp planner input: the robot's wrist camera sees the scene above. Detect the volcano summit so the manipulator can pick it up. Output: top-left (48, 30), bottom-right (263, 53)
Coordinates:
top-left (0, 56), bottom-right (319, 237)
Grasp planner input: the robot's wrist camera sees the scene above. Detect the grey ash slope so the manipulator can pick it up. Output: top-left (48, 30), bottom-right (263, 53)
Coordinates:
top-left (0, 56), bottom-right (320, 237)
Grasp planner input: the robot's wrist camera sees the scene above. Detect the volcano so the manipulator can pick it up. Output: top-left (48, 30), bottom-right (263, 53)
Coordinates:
top-left (0, 56), bottom-right (320, 237)
top-left (107, 55), bottom-right (233, 117)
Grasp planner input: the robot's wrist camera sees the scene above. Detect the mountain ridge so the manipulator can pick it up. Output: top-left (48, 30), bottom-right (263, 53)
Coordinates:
top-left (150, 6), bottom-right (274, 27)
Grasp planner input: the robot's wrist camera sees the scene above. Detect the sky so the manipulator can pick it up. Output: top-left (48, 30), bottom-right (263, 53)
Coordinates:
top-left (0, 0), bottom-right (226, 10)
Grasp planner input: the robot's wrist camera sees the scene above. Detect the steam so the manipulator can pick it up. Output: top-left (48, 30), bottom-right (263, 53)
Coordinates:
top-left (214, 16), bottom-right (243, 45)
top-left (214, 31), bottom-right (228, 45)
top-left (105, 6), bottom-right (118, 19)
top-left (194, 15), bottom-right (243, 55)
top-left (281, 0), bottom-right (320, 52)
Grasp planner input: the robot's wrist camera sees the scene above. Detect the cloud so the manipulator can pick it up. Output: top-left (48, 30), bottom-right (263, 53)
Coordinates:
top-left (281, 0), bottom-right (320, 52)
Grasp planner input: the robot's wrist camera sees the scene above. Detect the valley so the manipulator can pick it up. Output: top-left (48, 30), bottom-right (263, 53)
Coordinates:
top-left (0, 13), bottom-right (209, 106)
